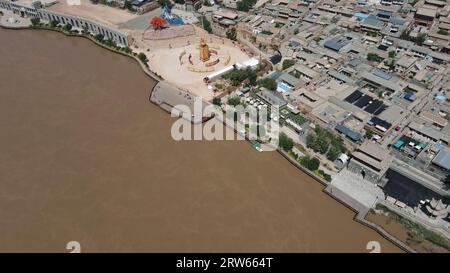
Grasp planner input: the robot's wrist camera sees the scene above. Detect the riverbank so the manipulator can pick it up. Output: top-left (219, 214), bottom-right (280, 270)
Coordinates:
top-left (367, 204), bottom-right (450, 252)
top-left (0, 25), bottom-right (404, 251)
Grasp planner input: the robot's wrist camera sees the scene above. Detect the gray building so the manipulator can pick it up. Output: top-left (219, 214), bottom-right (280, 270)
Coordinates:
top-left (0, 0), bottom-right (129, 46)
top-left (348, 141), bottom-right (392, 183)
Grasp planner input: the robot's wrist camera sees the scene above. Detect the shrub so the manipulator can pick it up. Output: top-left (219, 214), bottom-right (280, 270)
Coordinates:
top-left (94, 33), bottom-right (104, 42)
top-left (30, 18), bottom-right (40, 26)
top-left (63, 24), bottom-right (72, 32)
top-left (282, 59), bottom-right (296, 70)
top-left (279, 133), bottom-right (294, 151)
top-left (226, 27), bottom-right (237, 41)
top-left (367, 52), bottom-right (383, 62)
top-left (258, 78), bottom-right (277, 91)
top-left (437, 29), bottom-right (449, 35)
top-left (227, 96), bottom-right (241, 107)
top-left (137, 52), bottom-right (148, 63)
top-left (299, 156), bottom-right (320, 171)
top-left (50, 20), bottom-right (59, 28)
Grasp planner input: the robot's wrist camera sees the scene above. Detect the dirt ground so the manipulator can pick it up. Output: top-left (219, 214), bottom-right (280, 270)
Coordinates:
top-left (130, 26), bottom-right (253, 101)
top-left (48, 0), bottom-right (137, 27)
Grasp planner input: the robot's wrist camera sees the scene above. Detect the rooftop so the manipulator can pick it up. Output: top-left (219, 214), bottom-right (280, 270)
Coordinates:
top-left (432, 148), bottom-right (450, 170)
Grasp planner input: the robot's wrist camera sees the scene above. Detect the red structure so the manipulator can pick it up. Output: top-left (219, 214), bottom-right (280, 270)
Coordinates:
top-left (150, 16), bottom-right (168, 30)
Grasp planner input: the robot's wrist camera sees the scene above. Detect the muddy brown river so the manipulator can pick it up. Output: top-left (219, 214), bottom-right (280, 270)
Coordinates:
top-left (0, 28), bottom-right (401, 252)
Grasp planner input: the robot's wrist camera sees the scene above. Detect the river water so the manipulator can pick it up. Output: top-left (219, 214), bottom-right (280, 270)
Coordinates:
top-left (0, 28), bottom-right (400, 252)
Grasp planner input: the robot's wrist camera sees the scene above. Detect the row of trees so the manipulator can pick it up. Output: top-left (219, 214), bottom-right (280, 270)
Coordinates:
top-left (236, 0), bottom-right (257, 12)
top-left (279, 133), bottom-right (324, 174)
top-left (399, 29), bottom-right (427, 46)
top-left (258, 78), bottom-right (277, 91)
top-left (306, 126), bottom-right (345, 162)
top-left (223, 67), bottom-right (257, 86)
top-left (367, 52), bottom-right (383, 62)
top-left (35, 19), bottom-right (146, 66)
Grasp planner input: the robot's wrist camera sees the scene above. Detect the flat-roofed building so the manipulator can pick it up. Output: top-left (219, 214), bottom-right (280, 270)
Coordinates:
top-left (257, 89), bottom-right (288, 107)
top-left (292, 88), bottom-right (325, 112)
top-left (348, 141), bottom-right (392, 183)
top-left (424, 0), bottom-right (446, 8)
top-left (408, 121), bottom-right (450, 145)
top-left (291, 64), bottom-right (319, 83)
top-left (420, 111), bottom-right (449, 128)
top-left (394, 55), bottom-right (416, 74)
top-left (414, 7), bottom-right (437, 27)
top-left (432, 148), bottom-right (450, 171)
top-left (360, 71), bottom-right (403, 94)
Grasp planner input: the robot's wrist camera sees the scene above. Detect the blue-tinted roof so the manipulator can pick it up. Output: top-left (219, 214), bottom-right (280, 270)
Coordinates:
top-left (362, 15), bottom-right (384, 28)
top-left (373, 69), bottom-right (392, 80)
top-left (354, 12), bottom-right (369, 20)
top-left (432, 149), bottom-right (450, 170)
top-left (349, 58), bottom-right (362, 67)
top-left (404, 92), bottom-right (414, 100)
top-left (324, 38), bottom-right (349, 52)
top-left (335, 124), bottom-right (362, 141)
top-left (389, 17), bottom-right (406, 26)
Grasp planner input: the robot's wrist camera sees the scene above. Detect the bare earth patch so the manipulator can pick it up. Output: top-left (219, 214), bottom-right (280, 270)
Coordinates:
top-left (48, 0), bottom-right (137, 28)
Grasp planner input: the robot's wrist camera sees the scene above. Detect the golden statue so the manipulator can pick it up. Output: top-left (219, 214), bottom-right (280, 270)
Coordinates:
top-left (199, 38), bottom-right (210, 62)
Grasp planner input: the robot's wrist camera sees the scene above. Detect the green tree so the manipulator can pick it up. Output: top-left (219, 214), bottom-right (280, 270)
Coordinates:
top-left (199, 16), bottom-right (212, 33)
top-left (50, 20), bottom-right (59, 28)
top-left (105, 39), bottom-right (117, 48)
top-left (365, 129), bottom-right (374, 139)
top-left (227, 96), bottom-right (241, 107)
top-left (212, 97), bottom-right (221, 106)
top-left (63, 24), bottom-right (72, 32)
top-left (123, 46), bottom-right (133, 54)
top-left (258, 78), bottom-right (277, 91)
top-left (300, 156), bottom-right (320, 171)
top-left (437, 29), bottom-right (449, 35)
top-left (157, 0), bottom-right (172, 7)
top-left (223, 68), bottom-right (256, 86)
top-left (279, 133), bottom-right (294, 151)
top-left (388, 50), bottom-right (396, 58)
top-left (94, 33), bottom-right (104, 42)
top-left (326, 146), bottom-right (341, 161)
top-left (308, 157), bottom-right (320, 171)
top-left (400, 29), bottom-right (411, 40)
top-left (416, 33), bottom-right (427, 46)
top-left (137, 52), bottom-right (148, 63)
top-left (30, 18), bottom-right (40, 26)
top-left (226, 27), bottom-right (237, 41)
top-left (124, 0), bottom-right (134, 11)
top-left (282, 59), bottom-right (296, 70)
top-left (236, 0), bottom-right (257, 11)
top-left (367, 52), bottom-right (382, 62)
top-left (307, 134), bottom-right (329, 155)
